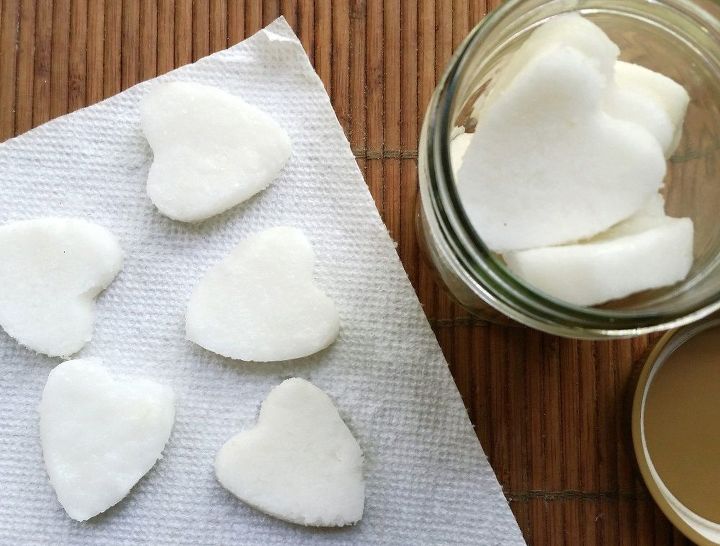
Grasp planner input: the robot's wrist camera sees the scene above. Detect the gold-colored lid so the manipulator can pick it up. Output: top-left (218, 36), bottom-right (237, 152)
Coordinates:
top-left (632, 317), bottom-right (720, 546)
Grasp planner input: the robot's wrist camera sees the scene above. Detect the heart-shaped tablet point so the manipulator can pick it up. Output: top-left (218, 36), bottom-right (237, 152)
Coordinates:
top-left (0, 218), bottom-right (123, 357)
top-left (39, 358), bottom-right (175, 521)
top-left (186, 226), bottom-right (340, 362)
top-left (215, 378), bottom-right (365, 527)
top-left (141, 81), bottom-right (292, 223)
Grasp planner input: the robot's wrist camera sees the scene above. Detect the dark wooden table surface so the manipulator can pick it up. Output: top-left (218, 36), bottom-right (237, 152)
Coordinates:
top-left (0, 1), bottom-right (694, 544)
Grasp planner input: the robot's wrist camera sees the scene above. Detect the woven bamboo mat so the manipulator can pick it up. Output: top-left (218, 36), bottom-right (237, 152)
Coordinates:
top-left (0, 1), bottom-right (694, 544)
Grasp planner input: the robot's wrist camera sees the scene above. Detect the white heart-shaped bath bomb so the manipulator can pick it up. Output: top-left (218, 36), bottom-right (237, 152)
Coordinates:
top-left (471, 14), bottom-right (619, 123)
top-left (39, 358), bottom-right (175, 521)
top-left (605, 61), bottom-right (690, 157)
top-left (458, 15), bottom-right (666, 251)
top-left (503, 195), bottom-right (694, 306)
top-left (141, 81), bottom-right (292, 222)
top-left (471, 15), bottom-right (689, 160)
top-left (494, 14), bottom-right (619, 96)
top-left (0, 218), bottom-right (122, 357)
top-left (215, 378), bottom-right (364, 526)
top-left (186, 226), bottom-right (340, 362)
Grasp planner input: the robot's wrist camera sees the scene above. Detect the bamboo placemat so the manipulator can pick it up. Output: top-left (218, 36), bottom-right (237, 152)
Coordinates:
top-left (0, 1), bottom-right (693, 544)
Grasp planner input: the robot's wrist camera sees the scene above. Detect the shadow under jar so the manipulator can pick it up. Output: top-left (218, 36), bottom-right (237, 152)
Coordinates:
top-left (417, 0), bottom-right (720, 339)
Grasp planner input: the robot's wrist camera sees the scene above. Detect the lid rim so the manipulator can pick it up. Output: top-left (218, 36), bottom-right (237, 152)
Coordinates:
top-left (631, 318), bottom-right (720, 546)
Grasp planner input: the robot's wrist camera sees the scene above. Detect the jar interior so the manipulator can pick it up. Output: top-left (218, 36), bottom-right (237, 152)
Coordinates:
top-left (449, 0), bottom-right (720, 318)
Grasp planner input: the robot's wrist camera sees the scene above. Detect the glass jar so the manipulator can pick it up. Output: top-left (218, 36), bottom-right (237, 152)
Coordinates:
top-left (417, 0), bottom-right (720, 338)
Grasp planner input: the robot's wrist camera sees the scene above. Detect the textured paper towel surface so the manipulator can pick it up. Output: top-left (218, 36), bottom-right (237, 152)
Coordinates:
top-left (0, 18), bottom-right (524, 545)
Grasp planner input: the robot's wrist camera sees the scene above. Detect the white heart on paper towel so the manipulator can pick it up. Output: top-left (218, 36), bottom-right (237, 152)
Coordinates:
top-left (186, 226), bottom-right (340, 362)
top-left (503, 195), bottom-right (694, 306)
top-left (215, 378), bottom-right (364, 527)
top-left (141, 81), bottom-right (292, 222)
top-left (39, 358), bottom-right (175, 521)
top-left (458, 14), bottom-right (666, 252)
top-left (0, 218), bottom-right (122, 357)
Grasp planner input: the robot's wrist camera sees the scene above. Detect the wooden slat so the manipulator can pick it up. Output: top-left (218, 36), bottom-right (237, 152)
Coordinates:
top-left (0, 4), bottom-right (697, 544)
top-left (296, 0), bottom-right (313, 62)
top-left (14, 0), bottom-right (34, 134)
top-left (314, 0), bottom-right (331, 94)
top-left (348, 0), bottom-right (365, 181)
top-left (452, 0), bottom-right (469, 51)
top-left (245, 0), bottom-right (262, 37)
top-left (435, 0), bottom-right (452, 79)
top-left (86, 0), bottom-right (104, 104)
top-left (331, 0), bottom-right (349, 131)
top-left (383, 0), bottom-right (400, 241)
top-left (192, 0), bottom-right (209, 61)
top-left (469, 0), bottom-right (486, 24)
top-left (50, 0), bottom-right (70, 117)
top-left (488, 324), bottom-right (510, 483)
top-left (121, 0), bottom-right (140, 89)
top-left (507, 327), bottom-right (531, 534)
top-left (365, 0), bottom-right (383, 212)
top-left (0, 0), bottom-right (19, 140)
top-left (32, 0), bottom-right (53, 127)
top-left (227, 0), bottom-right (244, 45)
top-left (596, 340), bottom-right (620, 545)
top-left (616, 338), bottom-right (639, 545)
top-left (103, 0), bottom-right (121, 98)
top-left (174, 0), bottom-right (192, 67)
top-left (262, 0), bottom-right (279, 25)
top-left (281, 0), bottom-right (297, 30)
top-left (209, 0), bottom-right (227, 53)
top-left (139, 1), bottom-right (158, 79)
top-left (157, 0), bottom-right (174, 73)
top-left (399, 0), bottom-right (418, 285)
top-left (68, 0), bottom-right (87, 111)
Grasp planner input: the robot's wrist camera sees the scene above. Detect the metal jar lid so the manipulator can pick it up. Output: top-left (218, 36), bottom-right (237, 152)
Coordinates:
top-left (632, 316), bottom-right (720, 545)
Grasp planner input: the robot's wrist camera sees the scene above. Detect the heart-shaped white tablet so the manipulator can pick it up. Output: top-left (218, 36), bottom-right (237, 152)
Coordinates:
top-left (457, 15), bottom-right (666, 251)
top-left (141, 81), bottom-right (292, 222)
top-left (0, 218), bottom-right (123, 357)
top-left (503, 195), bottom-right (694, 306)
top-left (605, 61), bottom-right (690, 157)
top-left (186, 226), bottom-right (340, 362)
top-left (39, 358), bottom-right (175, 521)
top-left (215, 378), bottom-right (364, 527)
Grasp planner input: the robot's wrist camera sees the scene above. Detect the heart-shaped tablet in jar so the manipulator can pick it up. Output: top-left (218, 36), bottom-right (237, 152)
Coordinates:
top-left (457, 15), bottom-right (667, 252)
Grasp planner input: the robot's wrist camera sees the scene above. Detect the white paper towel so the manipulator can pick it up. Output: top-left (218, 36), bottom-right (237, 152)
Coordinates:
top-left (0, 18), bottom-right (524, 545)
